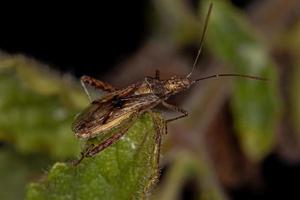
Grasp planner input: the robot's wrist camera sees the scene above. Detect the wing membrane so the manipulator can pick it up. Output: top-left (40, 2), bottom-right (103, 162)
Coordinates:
top-left (72, 94), bottom-right (160, 139)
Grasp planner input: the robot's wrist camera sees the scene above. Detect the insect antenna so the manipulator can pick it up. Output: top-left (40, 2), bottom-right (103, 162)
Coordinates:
top-left (186, 2), bottom-right (213, 78)
top-left (194, 73), bottom-right (268, 83)
top-left (186, 3), bottom-right (267, 83)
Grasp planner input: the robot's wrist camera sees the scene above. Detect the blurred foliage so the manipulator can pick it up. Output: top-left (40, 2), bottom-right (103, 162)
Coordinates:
top-left (153, 0), bottom-right (200, 46)
top-left (0, 147), bottom-right (51, 200)
top-left (0, 55), bottom-right (87, 158)
top-left (27, 113), bottom-right (164, 200)
top-left (201, 0), bottom-right (281, 162)
top-left (291, 64), bottom-right (300, 140)
top-left (287, 23), bottom-right (300, 142)
top-left (151, 151), bottom-right (226, 200)
top-left (154, 0), bottom-right (281, 162)
top-left (0, 55), bottom-right (88, 199)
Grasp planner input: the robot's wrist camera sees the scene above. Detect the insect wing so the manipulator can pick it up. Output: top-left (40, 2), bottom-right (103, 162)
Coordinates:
top-left (72, 101), bottom-right (114, 138)
top-left (72, 94), bottom-right (160, 139)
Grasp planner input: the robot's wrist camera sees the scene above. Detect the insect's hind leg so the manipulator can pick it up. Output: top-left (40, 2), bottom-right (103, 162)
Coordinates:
top-left (161, 101), bottom-right (188, 123)
top-left (84, 123), bottom-right (133, 158)
top-left (72, 122), bottom-right (133, 165)
top-left (81, 75), bottom-right (117, 102)
top-left (72, 151), bottom-right (85, 166)
top-left (72, 143), bottom-right (95, 166)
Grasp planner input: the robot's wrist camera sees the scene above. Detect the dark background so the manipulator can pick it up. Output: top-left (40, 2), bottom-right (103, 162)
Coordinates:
top-left (1, 0), bottom-right (298, 199)
top-left (0, 0), bottom-right (254, 77)
top-left (0, 1), bottom-right (150, 77)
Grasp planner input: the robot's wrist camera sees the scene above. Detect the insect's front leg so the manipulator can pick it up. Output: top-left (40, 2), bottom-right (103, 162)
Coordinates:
top-left (161, 101), bottom-right (188, 123)
top-left (81, 75), bottom-right (117, 102)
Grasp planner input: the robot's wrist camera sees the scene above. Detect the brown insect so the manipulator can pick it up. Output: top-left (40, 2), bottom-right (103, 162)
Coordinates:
top-left (72, 3), bottom-right (266, 165)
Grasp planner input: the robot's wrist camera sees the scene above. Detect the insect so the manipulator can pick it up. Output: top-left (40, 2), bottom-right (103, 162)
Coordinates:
top-left (72, 3), bottom-right (267, 165)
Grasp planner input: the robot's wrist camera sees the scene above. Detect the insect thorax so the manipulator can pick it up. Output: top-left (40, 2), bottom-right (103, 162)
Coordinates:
top-left (145, 77), bottom-right (166, 97)
top-left (144, 76), bottom-right (192, 98)
top-left (163, 76), bottom-right (192, 96)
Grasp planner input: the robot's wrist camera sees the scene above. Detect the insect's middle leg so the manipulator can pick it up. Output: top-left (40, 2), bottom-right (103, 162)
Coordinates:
top-left (161, 101), bottom-right (188, 123)
top-left (81, 75), bottom-right (117, 102)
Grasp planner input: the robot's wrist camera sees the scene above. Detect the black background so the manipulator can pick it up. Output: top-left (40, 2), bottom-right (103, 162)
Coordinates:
top-left (0, 1), bottom-right (149, 77)
top-left (0, 0), bottom-right (252, 77)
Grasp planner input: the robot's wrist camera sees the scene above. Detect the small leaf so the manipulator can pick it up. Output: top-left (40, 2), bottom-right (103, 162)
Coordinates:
top-left (26, 113), bottom-right (164, 200)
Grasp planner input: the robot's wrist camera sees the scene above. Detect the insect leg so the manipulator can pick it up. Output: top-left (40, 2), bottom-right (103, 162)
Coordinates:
top-left (72, 143), bottom-right (95, 166)
top-left (161, 101), bottom-right (188, 123)
top-left (85, 123), bottom-right (133, 157)
top-left (81, 75), bottom-right (117, 102)
top-left (72, 151), bottom-right (85, 166)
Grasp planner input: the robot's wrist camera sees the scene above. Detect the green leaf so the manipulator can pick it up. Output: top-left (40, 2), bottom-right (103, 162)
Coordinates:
top-left (26, 112), bottom-right (164, 200)
top-left (0, 55), bottom-right (88, 159)
top-left (201, 0), bottom-right (281, 162)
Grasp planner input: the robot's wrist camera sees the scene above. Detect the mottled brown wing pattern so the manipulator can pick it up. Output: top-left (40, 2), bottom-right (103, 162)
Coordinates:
top-left (105, 94), bottom-right (161, 123)
top-left (72, 94), bottom-right (160, 139)
top-left (71, 101), bottom-right (114, 137)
